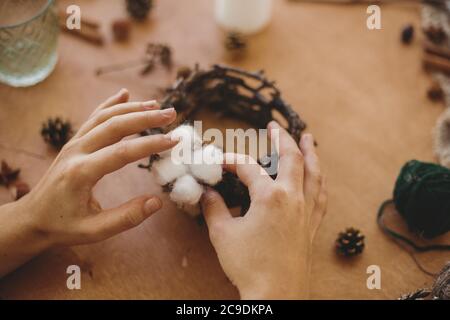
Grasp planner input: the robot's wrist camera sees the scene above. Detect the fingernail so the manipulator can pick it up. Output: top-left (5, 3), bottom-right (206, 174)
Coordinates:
top-left (303, 133), bottom-right (313, 143)
top-left (144, 197), bottom-right (162, 215)
top-left (118, 88), bottom-right (128, 95)
top-left (268, 120), bottom-right (280, 129)
top-left (165, 132), bottom-right (180, 142)
top-left (142, 100), bottom-right (158, 110)
top-left (160, 108), bottom-right (175, 118)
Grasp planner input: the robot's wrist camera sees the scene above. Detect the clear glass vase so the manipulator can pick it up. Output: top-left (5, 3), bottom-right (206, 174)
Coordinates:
top-left (0, 0), bottom-right (59, 87)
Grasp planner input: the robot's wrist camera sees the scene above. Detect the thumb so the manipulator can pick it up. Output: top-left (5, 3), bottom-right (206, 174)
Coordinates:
top-left (201, 188), bottom-right (232, 231)
top-left (79, 195), bottom-right (162, 243)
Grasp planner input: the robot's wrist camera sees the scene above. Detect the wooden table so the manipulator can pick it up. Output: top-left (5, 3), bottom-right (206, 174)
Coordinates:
top-left (0, 0), bottom-right (449, 299)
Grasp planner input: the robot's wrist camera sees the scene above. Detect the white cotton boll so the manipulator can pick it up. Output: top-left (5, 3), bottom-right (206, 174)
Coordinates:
top-left (189, 145), bottom-right (224, 186)
top-left (158, 148), bottom-right (173, 159)
top-left (170, 174), bottom-right (204, 205)
top-left (152, 157), bottom-right (188, 185)
top-left (170, 125), bottom-right (202, 150)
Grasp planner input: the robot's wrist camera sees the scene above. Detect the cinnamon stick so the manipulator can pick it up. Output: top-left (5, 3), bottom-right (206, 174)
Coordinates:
top-left (58, 11), bottom-right (104, 46)
top-left (58, 10), bottom-right (100, 29)
top-left (58, 21), bottom-right (104, 46)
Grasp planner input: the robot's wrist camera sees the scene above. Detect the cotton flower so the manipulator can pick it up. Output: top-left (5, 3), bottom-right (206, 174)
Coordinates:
top-left (189, 145), bottom-right (223, 185)
top-left (161, 125), bottom-right (203, 163)
top-left (152, 156), bottom-right (188, 185)
top-left (150, 124), bottom-right (225, 217)
top-left (170, 174), bottom-right (204, 206)
top-left (170, 125), bottom-right (202, 150)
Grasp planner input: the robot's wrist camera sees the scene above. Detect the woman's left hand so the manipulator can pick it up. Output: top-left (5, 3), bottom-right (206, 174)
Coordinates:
top-left (0, 89), bottom-right (178, 277)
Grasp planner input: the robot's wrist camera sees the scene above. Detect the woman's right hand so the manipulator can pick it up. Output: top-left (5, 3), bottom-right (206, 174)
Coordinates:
top-left (201, 121), bottom-right (327, 299)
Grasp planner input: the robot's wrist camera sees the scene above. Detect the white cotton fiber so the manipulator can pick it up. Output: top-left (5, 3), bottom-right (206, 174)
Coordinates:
top-left (170, 125), bottom-right (202, 150)
top-left (152, 157), bottom-right (188, 185)
top-left (150, 124), bottom-right (225, 217)
top-left (189, 145), bottom-right (224, 186)
top-left (170, 174), bottom-right (204, 206)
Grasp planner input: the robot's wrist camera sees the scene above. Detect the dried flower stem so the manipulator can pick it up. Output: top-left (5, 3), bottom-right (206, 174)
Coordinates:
top-left (96, 59), bottom-right (147, 76)
top-left (96, 43), bottom-right (172, 76)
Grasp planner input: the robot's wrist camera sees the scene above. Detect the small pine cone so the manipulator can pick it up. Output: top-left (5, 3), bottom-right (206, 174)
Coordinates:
top-left (336, 227), bottom-right (365, 257)
top-left (225, 32), bottom-right (247, 52)
top-left (41, 118), bottom-right (73, 150)
top-left (126, 0), bottom-right (152, 21)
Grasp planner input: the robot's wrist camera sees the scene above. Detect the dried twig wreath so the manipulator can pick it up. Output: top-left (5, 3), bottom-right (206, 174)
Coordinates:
top-left (139, 64), bottom-right (307, 214)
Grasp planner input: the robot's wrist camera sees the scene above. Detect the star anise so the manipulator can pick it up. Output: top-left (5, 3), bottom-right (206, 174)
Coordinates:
top-left (0, 160), bottom-right (20, 187)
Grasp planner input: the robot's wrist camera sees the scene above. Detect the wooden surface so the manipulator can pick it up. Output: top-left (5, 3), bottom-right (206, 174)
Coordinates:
top-left (0, 0), bottom-right (449, 299)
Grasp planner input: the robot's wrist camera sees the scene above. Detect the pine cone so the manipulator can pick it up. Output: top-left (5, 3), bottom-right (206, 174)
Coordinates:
top-left (41, 118), bottom-right (73, 150)
top-left (225, 32), bottom-right (247, 52)
top-left (126, 0), bottom-right (152, 21)
top-left (336, 227), bottom-right (365, 256)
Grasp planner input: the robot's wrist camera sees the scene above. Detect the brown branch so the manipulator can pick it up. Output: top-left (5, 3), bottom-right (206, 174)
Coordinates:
top-left (424, 41), bottom-right (450, 61)
top-left (423, 53), bottom-right (450, 74)
top-left (140, 65), bottom-right (307, 214)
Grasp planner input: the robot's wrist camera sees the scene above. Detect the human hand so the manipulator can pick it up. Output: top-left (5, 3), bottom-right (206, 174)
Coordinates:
top-left (16, 89), bottom-right (178, 248)
top-left (200, 121), bottom-right (327, 299)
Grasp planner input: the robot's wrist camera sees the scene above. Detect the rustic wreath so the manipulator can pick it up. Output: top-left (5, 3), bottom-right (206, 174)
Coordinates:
top-left (140, 64), bottom-right (307, 214)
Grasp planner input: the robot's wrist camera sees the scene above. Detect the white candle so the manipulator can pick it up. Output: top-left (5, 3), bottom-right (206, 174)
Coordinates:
top-left (215, 0), bottom-right (273, 35)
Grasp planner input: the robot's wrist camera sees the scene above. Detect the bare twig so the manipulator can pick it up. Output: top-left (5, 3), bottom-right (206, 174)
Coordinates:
top-left (96, 43), bottom-right (172, 76)
top-left (423, 53), bottom-right (450, 74)
top-left (424, 41), bottom-right (450, 61)
top-left (140, 65), bottom-right (307, 213)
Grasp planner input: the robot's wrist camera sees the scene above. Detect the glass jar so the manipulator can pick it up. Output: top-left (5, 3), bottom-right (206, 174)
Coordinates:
top-left (0, 0), bottom-right (59, 87)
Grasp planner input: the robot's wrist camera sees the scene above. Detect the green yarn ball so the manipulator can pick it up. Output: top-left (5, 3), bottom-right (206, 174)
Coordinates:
top-left (393, 160), bottom-right (450, 239)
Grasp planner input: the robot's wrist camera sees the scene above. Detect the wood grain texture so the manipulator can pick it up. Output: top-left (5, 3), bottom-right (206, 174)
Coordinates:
top-left (0, 0), bottom-right (449, 299)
